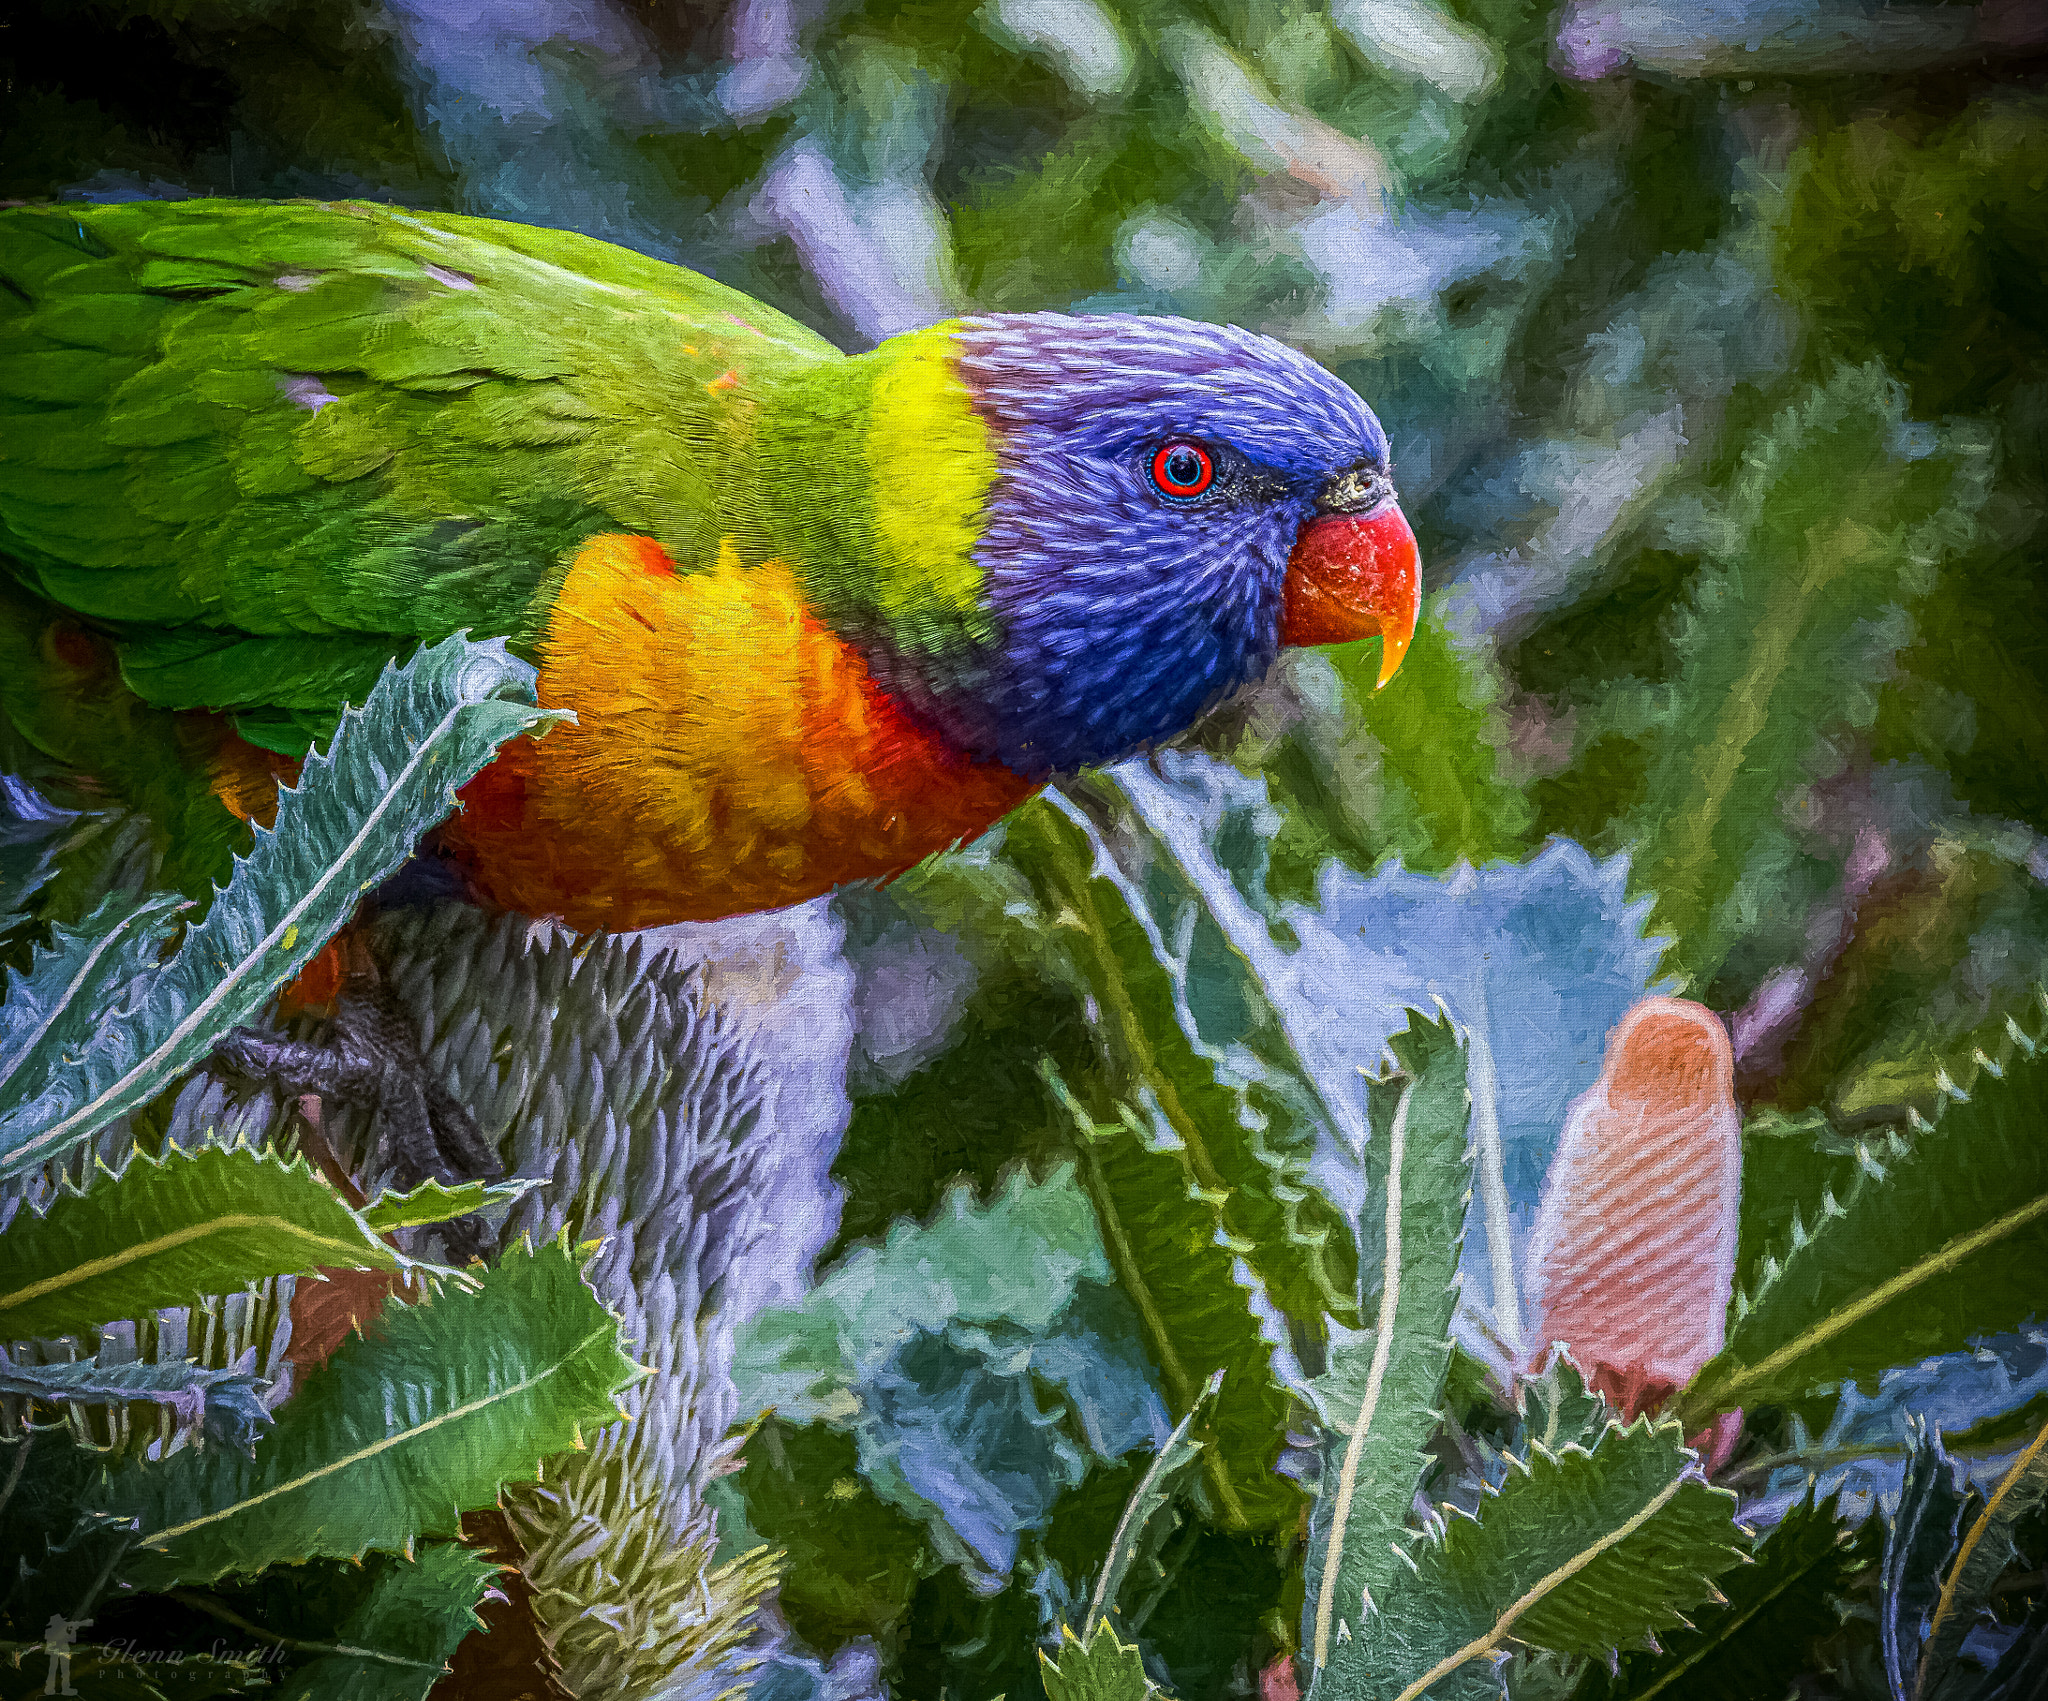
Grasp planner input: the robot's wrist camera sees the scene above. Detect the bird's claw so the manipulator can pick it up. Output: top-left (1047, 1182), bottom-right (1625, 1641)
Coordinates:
top-left (216, 975), bottom-right (501, 1259)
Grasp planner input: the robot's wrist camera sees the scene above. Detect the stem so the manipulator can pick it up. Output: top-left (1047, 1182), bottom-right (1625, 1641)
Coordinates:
top-left (163, 1588), bottom-right (443, 1669)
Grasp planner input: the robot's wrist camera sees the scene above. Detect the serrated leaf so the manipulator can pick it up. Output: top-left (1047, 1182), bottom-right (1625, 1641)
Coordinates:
top-left (1883, 1423), bottom-right (1967, 1701)
top-left (1623, 363), bottom-right (1986, 988)
top-left (1112, 753), bottom-right (1669, 1382)
top-left (1978, 1594), bottom-right (2048, 1701)
top-left (1516, 1358), bottom-right (1616, 1459)
top-left (1735, 1108), bottom-right (1856, 1298)
top-left (1353, 1418), bottom-right (1746, 1699)
top-left (0, 634), bottom-right (565, 1178)
top-left (0, 1354), bottom-right (269, 1450)
top-left (1306, 1011), bottom-right (1473, 1687)
top-left (0, 1424), bottom-right (136, 1631)
top-left (0, 889), bottom-right (188, 1108)
top-left (1040, 1622), bottom-right (1163, 1701)
top-left (1575, 1492), bottom-right (1876, 1701)
top-left (0, 1144), bottom-right (398, 1343)
top-left (1042, 1062), bottom-right (1303, 1534)
top-left (1683, 993), bottom-right (2048, 1421)
top-left (1294, 607), bottom-right (1535, 875)
top-left (90, 1236), bottom-right (638, 1587)
top-left (1005, 788), bottom-right (1359, 1326)
top-left (278, 1544), bottom-right (499, 1701)
top-left (735, 1166), bottom-right (1113, 1421)
top-left (735, 1166), bottom-right (1165, 1578)
top-left (1915, 1415), bottom-right (2048, 1701)
top-left (0, 774), bottom-right (80, 933)
top-left (1084, 1369), bottom-right (1218, 1639)
top-left (356, 1176), bottom-right (538, 1235)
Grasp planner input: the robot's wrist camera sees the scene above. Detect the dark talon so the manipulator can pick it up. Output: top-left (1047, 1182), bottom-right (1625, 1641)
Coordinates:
top-left (215, 930), bottom-right (501, 1260)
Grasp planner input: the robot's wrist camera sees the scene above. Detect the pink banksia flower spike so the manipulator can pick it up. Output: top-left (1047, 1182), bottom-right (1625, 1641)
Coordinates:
top-left (1522, 996), bottom-right (1744, 1432)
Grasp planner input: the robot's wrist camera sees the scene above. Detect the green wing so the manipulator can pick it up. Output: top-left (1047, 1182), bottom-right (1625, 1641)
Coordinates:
top-left (0, 199), bottom-right (838, 756)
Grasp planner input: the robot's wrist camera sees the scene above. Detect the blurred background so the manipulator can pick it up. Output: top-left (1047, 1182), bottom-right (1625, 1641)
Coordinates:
top-left (7, 0), bottom-right (2041, 1127)
top-left (4, 4), bottom-right (2046, 1695)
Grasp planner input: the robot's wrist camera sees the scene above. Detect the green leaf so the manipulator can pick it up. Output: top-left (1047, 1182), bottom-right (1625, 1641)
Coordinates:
top-left (0, 1144), bottom-right (399, 1343)
top-left (721, 1417), bottom-right (930, 1651)
top-left (0, 776), bottom-right (79, 936)
top-left (1914, 1415), bottom-right (2048, 1701)
top-left (1574, 1493), bottom-right (1876, 1701)
top-left (1883, 1421), bottom-right (1965, 1700)
top-left (1515, 1358), bottom-right (1616, 1460)
top-left (0, 1355), bottom-right (269, 1450)
top-left (0, 889), bottom-right (188, 1108)
top-left (0, 634), bottom-right (565, 1178)
top-left (90, 1236), bottom-right (638, 1587)
top-left (1734, 1109), bottom-right (1857, 1294)
top-left (1354, 1418), bottom-right (1747, 1699)
top-left (1040, 1622), bottom-right (1163, 1701)
top-left (0, 1424), bottom-right (136, 1635)
top-left (1041, 1061), bottom-right (1304, 1535)
top-left (735, 1165), bottom-right (1112, 1423)
top-left (1005, 790), bottom-right (1359, 1327)
top-left (277, 1544), bottom-right (498, 1701)
top-left (1682, 991), bottom-right (2048, 1421)
top-left (1306, 606), bottom-right (1536, 875)
top-left (1306, 1011), bottom-right (1473, 1688)
top-left (356, 1176), bottom-right (538, 1235)
top-left (1083, 1369), bottom-right (1217, 1640)
top-left (1621, 363), bottom-right (1987, 989)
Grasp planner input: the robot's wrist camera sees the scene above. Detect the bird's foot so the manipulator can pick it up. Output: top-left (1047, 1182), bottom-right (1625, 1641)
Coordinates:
top-left (217, 933), bottom-right (501, 1261)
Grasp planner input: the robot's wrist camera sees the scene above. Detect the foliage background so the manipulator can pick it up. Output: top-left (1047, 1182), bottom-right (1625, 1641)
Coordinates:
top-left (8, 0), bottom-right (2045, 1122)
top-left (2, 0), bottom-right (2045, 1697)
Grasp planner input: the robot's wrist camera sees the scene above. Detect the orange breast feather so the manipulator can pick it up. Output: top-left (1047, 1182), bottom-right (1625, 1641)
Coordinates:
top-left (443, 534), bottom-right (1036, 931)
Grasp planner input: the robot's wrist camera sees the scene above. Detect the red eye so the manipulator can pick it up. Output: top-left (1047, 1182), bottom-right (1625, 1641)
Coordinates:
top-left (1150, 440), bottom-right (1215, 499)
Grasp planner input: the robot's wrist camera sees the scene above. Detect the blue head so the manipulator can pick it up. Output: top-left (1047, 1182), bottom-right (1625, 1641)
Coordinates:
top-left (850, 313), bottom-right (1418, 778)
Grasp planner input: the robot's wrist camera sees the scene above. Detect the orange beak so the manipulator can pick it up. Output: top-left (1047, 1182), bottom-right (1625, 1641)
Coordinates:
top-left (1280, 506), bottom-right (1422, 687)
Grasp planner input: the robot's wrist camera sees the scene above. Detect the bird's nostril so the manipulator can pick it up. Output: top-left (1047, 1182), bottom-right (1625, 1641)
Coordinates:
top-left (1315, 461), bottom-right (1393, 516)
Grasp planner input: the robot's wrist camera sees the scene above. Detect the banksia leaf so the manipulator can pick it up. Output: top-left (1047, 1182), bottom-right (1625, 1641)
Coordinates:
top-left (1315, 606), bottom-right (1535, 874)
top-left (0, 889), bottom-right (188, 1110)
top-left (93, 1236), bottom-right (638, 1588)
top-left (275, 1543), bottom-right (499, 1701)
top-left (1914, 1414), bottom-right (2048, 1701)
top-left (1576, 1492), bottom-right (1876, 1701)
top-left (1307, 1010), bottom-right (1472, 1690)
top-left (0, 774), bottom-right (79, 933)
top-left (0, 1143), bottom-right (398, 1344)
top-left (0, 634), bottom-right (564, 1179)
top-left (1043, 1063), bottom-right (1303, 1534)
top-left (0, 1352), bottom-right (270, 1450)
top-left (1084, 1370), bottom-right (1219, 1639)
top-left (1682, 988), bottom-right (2048, 1422)
top-left (1354, 1416), bottom-right (1746, 1698)
top-left (1007, 789), bottom-right (1359, 1327)
top-left (1525, 997), bottom-right (1742, 1416)
top-left (1624, 363), bottom-right (1986, 989)
top-left (1882, 1422), bottom-right (1966, 1701)
top-left (357, 1176), bottom-right (538, 1235)
top-left (1041, 1622), bottom-right (1165, 1701)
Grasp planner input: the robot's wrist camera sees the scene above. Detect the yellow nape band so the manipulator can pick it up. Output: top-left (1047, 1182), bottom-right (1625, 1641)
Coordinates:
top-left (865, 329), bottom-right (1000, 655)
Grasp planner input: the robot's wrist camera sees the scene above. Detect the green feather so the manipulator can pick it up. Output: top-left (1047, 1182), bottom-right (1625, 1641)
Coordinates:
top-left (0, 193), bottom-right (1008, 901)
top-left (1, 200), bottom-right (841, 702)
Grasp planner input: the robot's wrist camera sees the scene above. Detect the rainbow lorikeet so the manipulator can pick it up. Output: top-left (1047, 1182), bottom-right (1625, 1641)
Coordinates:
top-left (0, 199), bottom-right (1420, 937)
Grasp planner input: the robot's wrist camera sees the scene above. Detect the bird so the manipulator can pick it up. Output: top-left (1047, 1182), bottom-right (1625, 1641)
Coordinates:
top-left (0, 198), bottom-right (1420, 1193)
